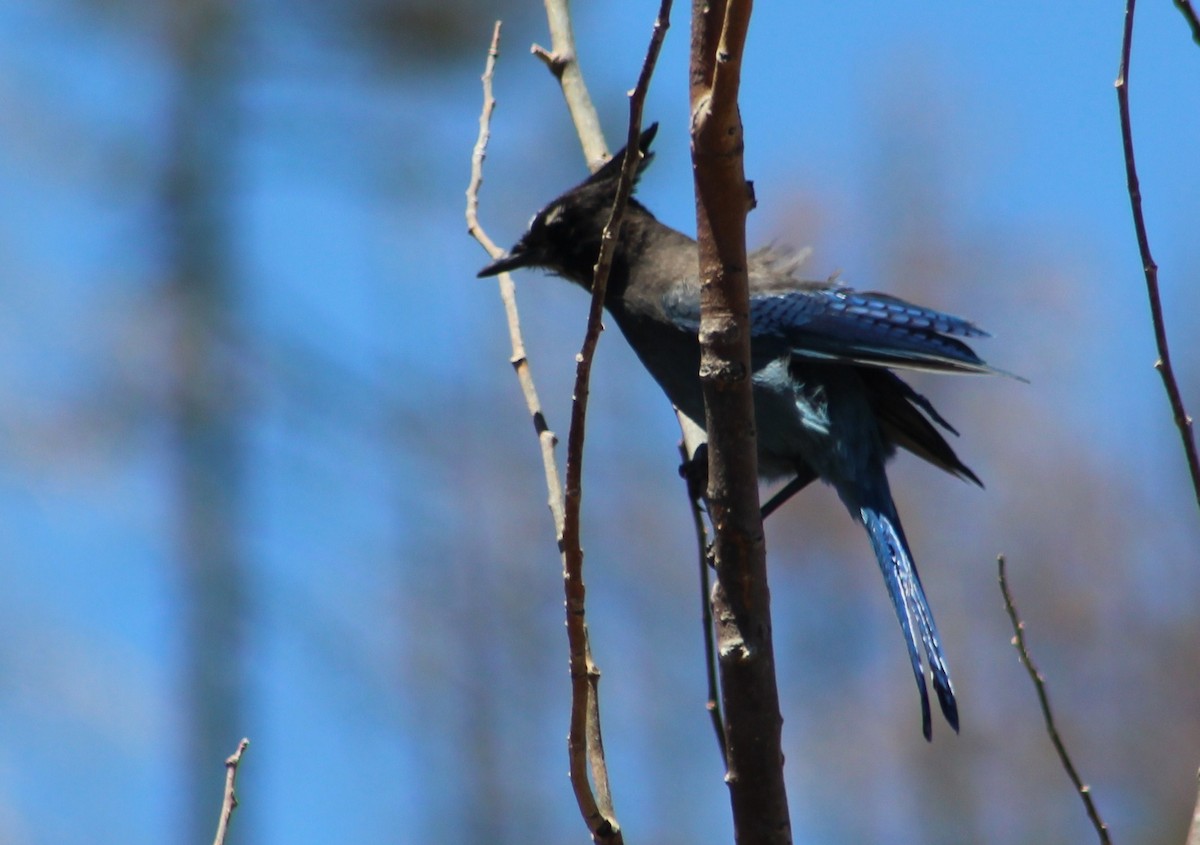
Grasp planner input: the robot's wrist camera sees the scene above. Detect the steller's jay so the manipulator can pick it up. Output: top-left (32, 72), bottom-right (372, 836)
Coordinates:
top-left (479, 123), bottom-right (1007, 740)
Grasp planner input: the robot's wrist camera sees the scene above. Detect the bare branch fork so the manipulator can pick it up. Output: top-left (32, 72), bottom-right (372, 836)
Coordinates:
top-left (467, 4), bottom-right (673, 841)
top-left (532, 1), bottom-right (608, 167)
top-left (539, 0), bottom-right (728, 772)
top-left (558, 3), bottom-right (672, 840)
top-left (467, 24), bottom-right (567, 542)
top-left (472, 3), bottom-right (786, 841)
top-left (1115, 0), bottom-right (1200, 514)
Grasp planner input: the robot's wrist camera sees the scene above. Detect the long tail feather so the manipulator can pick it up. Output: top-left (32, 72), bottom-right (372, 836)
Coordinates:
top-left (859, 493), bottom-right (958, 740)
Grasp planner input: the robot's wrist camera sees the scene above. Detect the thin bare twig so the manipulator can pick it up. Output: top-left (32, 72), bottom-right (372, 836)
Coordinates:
top-left (465, 22), bottom-right (503, 258)
top-left (998, 558), bottom-right (1111, 845)
top-left (470, 22), bottom-right (613, 836)
top-left (467, 26), bottom-right (613, 838)
top-left (1115, 0), bottom-right (1200, 515)
top-left (211, 738), bottom-right (250, 845)
top-left (543, 1), bottom-right (716, 774)
top-left (679, 441), bottom-right (727, 763)
top-left (466, 23), bottom-right (568, 537)
top-left (471, 8), bottom-right (674, 842)
top-left (533, 0), bottom-right (608, 167)
top-left (1174, 0), bottom-right (1200, 46)
top-left (559, 4), bottom-right (672, 840)
top-left (543, 0), bottom-right (721, 799)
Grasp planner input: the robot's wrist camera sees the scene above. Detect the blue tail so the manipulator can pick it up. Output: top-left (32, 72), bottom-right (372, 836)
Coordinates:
top-left (859, 488), bottom-right (958, 740)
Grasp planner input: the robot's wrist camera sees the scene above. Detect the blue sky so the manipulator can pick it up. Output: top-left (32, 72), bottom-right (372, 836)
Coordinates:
top-left (1, 2), bottom-right (1199, 843)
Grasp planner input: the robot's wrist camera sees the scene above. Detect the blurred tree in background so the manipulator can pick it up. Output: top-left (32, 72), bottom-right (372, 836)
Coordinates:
top-left (0, 2), bottom-right (1197, 844)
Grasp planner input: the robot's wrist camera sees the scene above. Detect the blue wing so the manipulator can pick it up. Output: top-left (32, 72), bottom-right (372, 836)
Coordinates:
top-left (750, 287), bottom-right (995, 375)
top-left (663, 282), bottom-right (1002, 376)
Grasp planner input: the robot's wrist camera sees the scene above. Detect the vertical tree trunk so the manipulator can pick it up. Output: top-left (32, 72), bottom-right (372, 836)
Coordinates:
top-left (690, 2), bottom-right (793, 843)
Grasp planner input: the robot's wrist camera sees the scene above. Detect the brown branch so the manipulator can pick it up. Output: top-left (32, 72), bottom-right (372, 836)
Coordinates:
top-left (474, 8), bottom-right (672, 843)
top-left (470, 17), bottom-right (616, 842)
top-left (997, 557), bottom-right (1111, 845)
top-left (1115, 0), bottom-right (1200, 515)
top-left (466, 23), bottom-right (568, 536)
top-left (465, 22), bottom-right (503, 259)
top-left (1174, 0), bottom-right (1200, 46)
top-left (690, 3), bottom-right (791, 844)
top-left (466, 26), bottom-right (613, 838)
top-left (533, 0), bottom-right (609, 167)
top-left (524, 13), bottom-right (619, 829)
top-left (545, 0), bottom-right (716, 764)
top-left (559, 5), bottom-right (673, 841)
top-left (211, 738), bottom-right (250, 845)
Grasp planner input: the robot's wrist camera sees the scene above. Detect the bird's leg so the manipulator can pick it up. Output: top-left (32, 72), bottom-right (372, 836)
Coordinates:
top-left (682, 445), bottom-right (816, 521)
top-left (760, 467), bottom-right (818, 520)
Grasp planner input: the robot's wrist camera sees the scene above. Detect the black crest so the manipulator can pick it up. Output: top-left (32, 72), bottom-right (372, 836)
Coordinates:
top-left (477, 124), bottom-right (659, 280)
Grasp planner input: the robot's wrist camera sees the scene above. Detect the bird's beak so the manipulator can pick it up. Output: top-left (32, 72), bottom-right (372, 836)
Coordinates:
top-left (477, 247), bottom-right (529, 278)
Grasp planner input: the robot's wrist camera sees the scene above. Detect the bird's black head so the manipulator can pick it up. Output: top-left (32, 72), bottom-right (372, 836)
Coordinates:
top-left (477, 123), bottom-right (658, 287)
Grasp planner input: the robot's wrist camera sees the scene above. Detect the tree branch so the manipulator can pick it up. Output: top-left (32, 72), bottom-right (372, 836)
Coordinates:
top-left (997, 558), bottom-right (1110, 845)
top-left (1173, 0), bottom-right (1200, 46)
top-left (211, 738), bottom-right (249, 845)
top-left (1115, 0), bottom-right (1200, 515)
top-left (679, 442), bottom-right (727, 764)
top-left (690, 3), bottom-right (792, 844)
top-left (472, 9), bottom-right (675, 842)
top-left (466, 23), bottom-right (569, 538)
top-left (542, 0), bottom-right (723, 799)
top-left (559, 5), bottom-right (672, 839)
top-left (533, 0), bottom-right (609, 167)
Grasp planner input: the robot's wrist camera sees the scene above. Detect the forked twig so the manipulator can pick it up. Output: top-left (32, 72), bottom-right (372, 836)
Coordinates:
top-left (470, 7), bottom-right (674, 841)
top-left (466, 23), bottom-right (567, 536)
top-left (998, 558), bottom-right (1111, 845)
top-left (558, 3), bottom-right (672, 839)
top-left (544, 0), bottom-right (729, 801)
top-left (1115, 0), bottom-right (1200, 515)
top-left (533, 0), bottom-right (608, 166)
top-left (468, 23), bottom-right (615, 837)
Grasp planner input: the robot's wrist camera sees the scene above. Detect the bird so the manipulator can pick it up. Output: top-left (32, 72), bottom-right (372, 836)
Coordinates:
top-left (479, 123), bottom-right (1008, 740)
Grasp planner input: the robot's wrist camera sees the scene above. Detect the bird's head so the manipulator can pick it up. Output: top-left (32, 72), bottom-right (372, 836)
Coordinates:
top-left (477, 123), bottom-right (658, 287)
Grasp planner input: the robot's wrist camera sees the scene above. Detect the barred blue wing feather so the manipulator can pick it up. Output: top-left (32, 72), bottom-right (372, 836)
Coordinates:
top-left (749, 288), bottom-right (996, 376)
top-left (662, 284), bottom-right (1001, 376)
